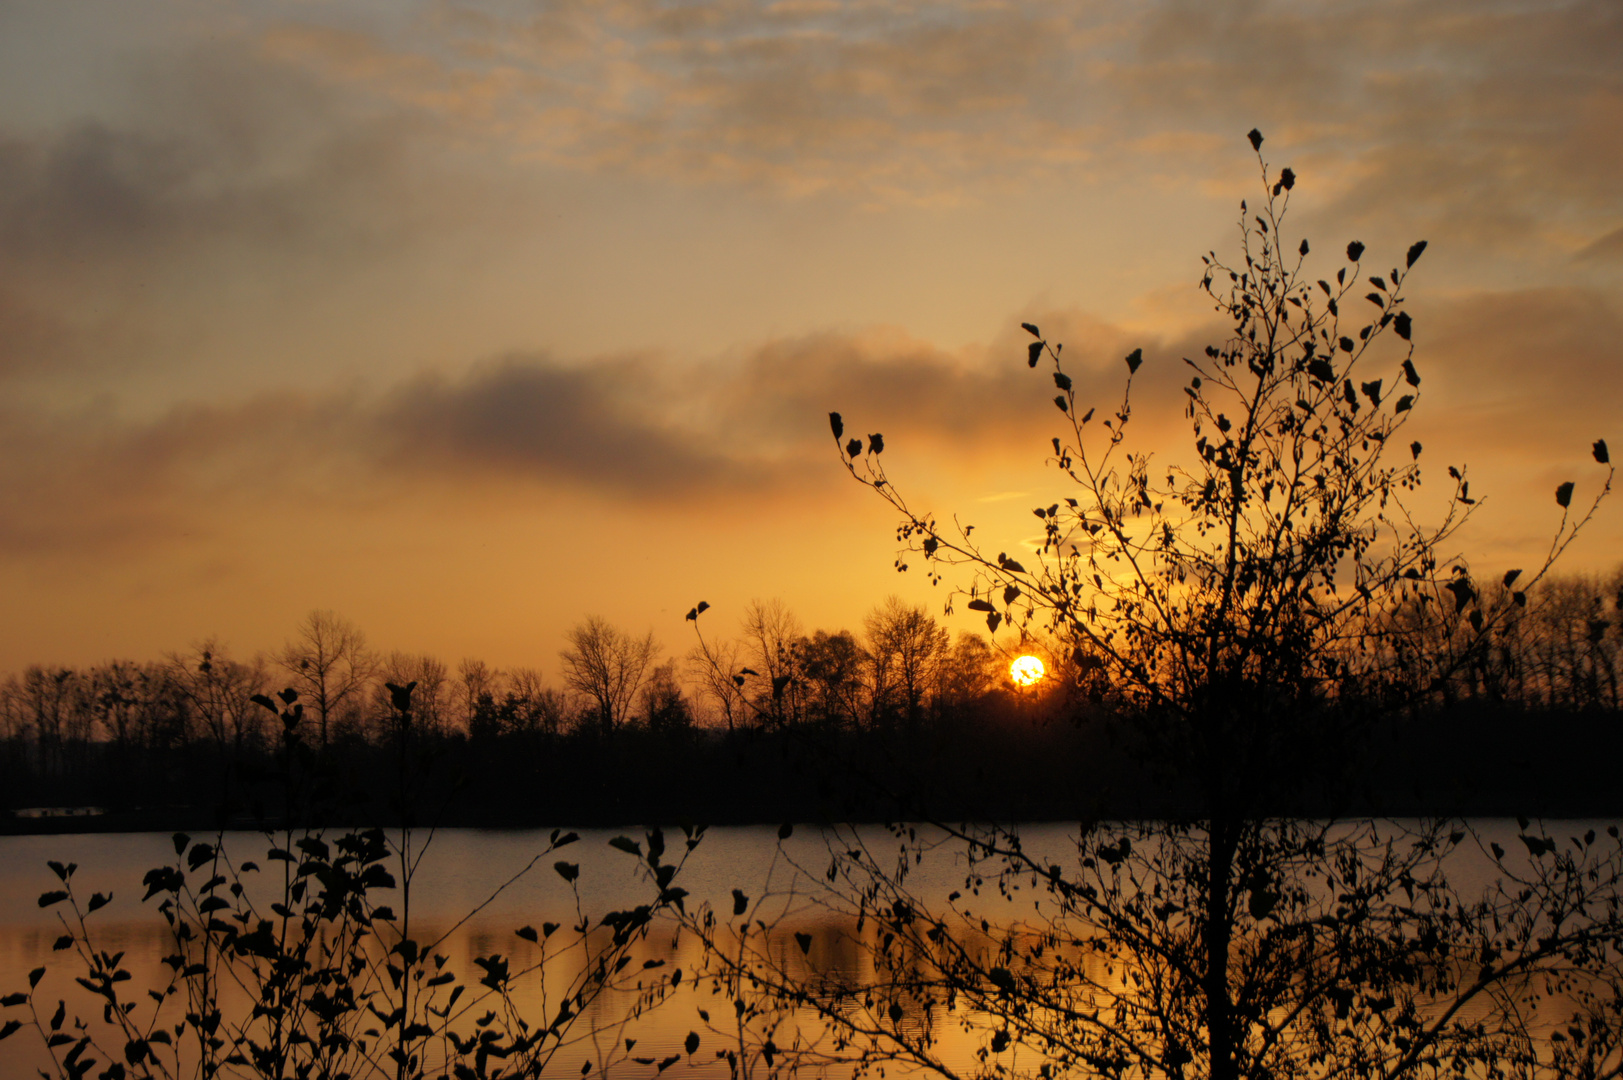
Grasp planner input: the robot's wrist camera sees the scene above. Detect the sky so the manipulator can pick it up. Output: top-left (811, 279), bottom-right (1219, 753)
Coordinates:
top-left (0, 0), bottom-right (1619, 677)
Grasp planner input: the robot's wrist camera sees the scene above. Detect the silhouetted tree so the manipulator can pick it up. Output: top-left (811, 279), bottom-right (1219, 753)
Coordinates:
top-left (274, 610), bottom-right (375, 748)
top-left (740, 598), bottom-right (805, 728)
top-left (686, 131), bottom-right (1621, 1080)
top-left (796, 629), bottom-right (868, 730)
top-left (864, 595), bottom-right (950, 729)
top-left (559, 616), bottom-right (658, 736)
top-left (640, 660), bottom-right (694, 735)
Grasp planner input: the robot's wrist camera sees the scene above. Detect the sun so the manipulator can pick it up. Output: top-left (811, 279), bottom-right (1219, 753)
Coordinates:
top-left (1010, 655), bottom-right (1046, 687)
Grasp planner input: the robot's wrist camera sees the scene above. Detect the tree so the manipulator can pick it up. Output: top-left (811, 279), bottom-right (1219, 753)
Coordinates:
top-left (274, 610), bottom-right (376, 748)
top-left (685, 131), bottom-right (1621, 1080)
top-left (740, 598), bottom-right (805, 728)
top-left (559, 616), bottom-right (658, 736)
top-left (864, 595), bottom-right (950, 729)
top-left (796, 629), bottom-right (868, 730)
top-left (640, 659), bottom-right (694, 734)
top-left (166, 639), bottom-right (267, 757)
top-left (687, 632), bottom-right (747, 733)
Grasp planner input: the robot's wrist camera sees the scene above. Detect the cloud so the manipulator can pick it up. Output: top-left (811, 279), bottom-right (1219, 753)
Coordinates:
top-left (0, 318), bottom-right (1177, 556)
top-left (1576, 225), bottom-right (1623, 264)
top-left (242, 0), bottom-right (1622, 239)
top-left (377, 357), bottom-right (777, 493)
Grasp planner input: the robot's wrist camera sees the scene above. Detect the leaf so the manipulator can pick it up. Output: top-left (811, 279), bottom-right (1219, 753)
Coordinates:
top-left (846, 438), bottom-right (862, 458)
top-left (1247, 128), bottom-right (1264, 151)
top-left (1338, 336), bottom-right (1355, 354)
top-left (608, 836), bottom-right (641, 857)
top-left (732, 889), bottom-right (749, 916)
top-left (0, 1020), bottom-right (18, 1042)
top-left (1124, 348), bottom-right (1143, 374)
top-left (1346, 240), bottom-right (1365, 262)
top-left (685, 1032), bottom-right (700, 1056)
top-left (1402, 359), bottom-right (1420, 386)
top-left (1410, 441), bottom-right (1422, 459)
top-left (778, 823), bottom-right (793, 840)
top-left (1406, 240), bottom-right (1428, 267)
top-left (966, 599), bottom-right (996, 612)
top-left (1027, 341), bottom-right (1044, 367)
top-left (1021, 322), bottom-right (1041, 338)
top-left (53, 935), bottom-right (73, 951)
top-left (1052, 371), bottom-right (1071, 392)
top-left (986, 611), bottom-right (1002, 633)
top-left (1503, 569), bottom-right (1522, 587)
top-left (1394, 312), bottom-right (1412, 340)
top-left (1361, 379), bottom-right (1382, 406)
top-left (515, 926), bottom-right (539, 943)
top-left (794, 932), bottom-right (812, 954)
top-left (1556, 481), bottom-right (1575, 508)
top-left (1003, 585), bottom-right (1021, 605)
top-left (1595, 439), bottom-right (1610, 464)
top-left (87, 893), bottom-right (110, 914)
top-left (1299, 238), bottom-right (1309, 257)
top-left (1308, 358), bottom-right (1335, 382)
top-left (1054, 395), bottom-right (1068, 413)
top-left (828, 412), bottom-right (842, 439)
top-left (867, 433), bottom-right (884, 454)
top-left (553, 861), bottom-right (579, 883)
top-left (38, 891), bottom-right (68, 909)
top-left (28, 968), bottom-right (44, 989)
top-left (1394, 395), bottom-right (1414, 414)
top-left (1279, 166), bottom-right (1295, 191)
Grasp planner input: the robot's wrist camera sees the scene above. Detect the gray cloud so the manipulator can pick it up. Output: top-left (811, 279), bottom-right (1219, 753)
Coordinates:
top-left (377, 357), bottom-right (780, 493)
top-left (0, 278), bottom-right (1613, 558)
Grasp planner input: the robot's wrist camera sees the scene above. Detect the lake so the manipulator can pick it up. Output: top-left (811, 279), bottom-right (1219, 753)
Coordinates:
top-left (0, 820), bottom-right (1597, 1079)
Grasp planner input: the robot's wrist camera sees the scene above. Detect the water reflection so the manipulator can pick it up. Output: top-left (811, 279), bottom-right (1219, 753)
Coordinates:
top-left (0, 822), bottom-right (1612, 1079)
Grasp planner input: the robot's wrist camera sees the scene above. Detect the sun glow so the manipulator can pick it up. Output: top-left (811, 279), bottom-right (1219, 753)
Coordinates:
top-left (1010, 655), bottom-right (1046, 687)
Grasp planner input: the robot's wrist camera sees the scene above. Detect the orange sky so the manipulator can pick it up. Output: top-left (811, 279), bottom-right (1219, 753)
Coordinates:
top-left (0, 0), bottom-right (1619, 677)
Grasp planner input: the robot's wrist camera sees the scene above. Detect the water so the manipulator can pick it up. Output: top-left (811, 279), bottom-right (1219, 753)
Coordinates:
top-left (0, 824), bottom-right (1011, 1079)
top-left (0, 821), bottom-right (1608, 1079)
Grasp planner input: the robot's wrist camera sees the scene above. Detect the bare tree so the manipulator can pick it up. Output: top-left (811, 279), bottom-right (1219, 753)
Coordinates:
top-left (686, 634), bottom-right (746, 733)
top-left (274, 611), bottom-right (376, 748)
top-left (374, 652), bottom-right (450, 740)
top-left (166, 639), bottom-right (267, 756)
top-left (558, 617), bottom-right (658, 736)
top-left (740, 598), bottom-right (804, 727)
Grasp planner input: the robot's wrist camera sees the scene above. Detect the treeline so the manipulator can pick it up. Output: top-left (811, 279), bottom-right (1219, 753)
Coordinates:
top-left (3, 570), bottom-right (1623, 827)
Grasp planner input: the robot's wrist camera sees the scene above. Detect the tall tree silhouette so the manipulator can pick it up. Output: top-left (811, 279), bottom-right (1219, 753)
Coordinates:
top-left (687, 131), bottom-right (1623, 1080)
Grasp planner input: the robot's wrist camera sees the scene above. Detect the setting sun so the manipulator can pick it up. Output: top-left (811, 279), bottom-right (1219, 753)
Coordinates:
top-left (1010, 655), bottom-right (1046, 687)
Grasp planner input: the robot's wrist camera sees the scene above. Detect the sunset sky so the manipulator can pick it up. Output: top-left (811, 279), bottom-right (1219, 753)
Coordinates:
top-left (0, 0), bottom-right (1618, 677)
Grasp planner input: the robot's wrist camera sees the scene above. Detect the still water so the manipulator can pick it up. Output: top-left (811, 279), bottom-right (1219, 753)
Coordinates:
top-left (0, 825), bottom-right (1042, 1079)
top-left (0, 822), bottom-right (1581, 1079)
